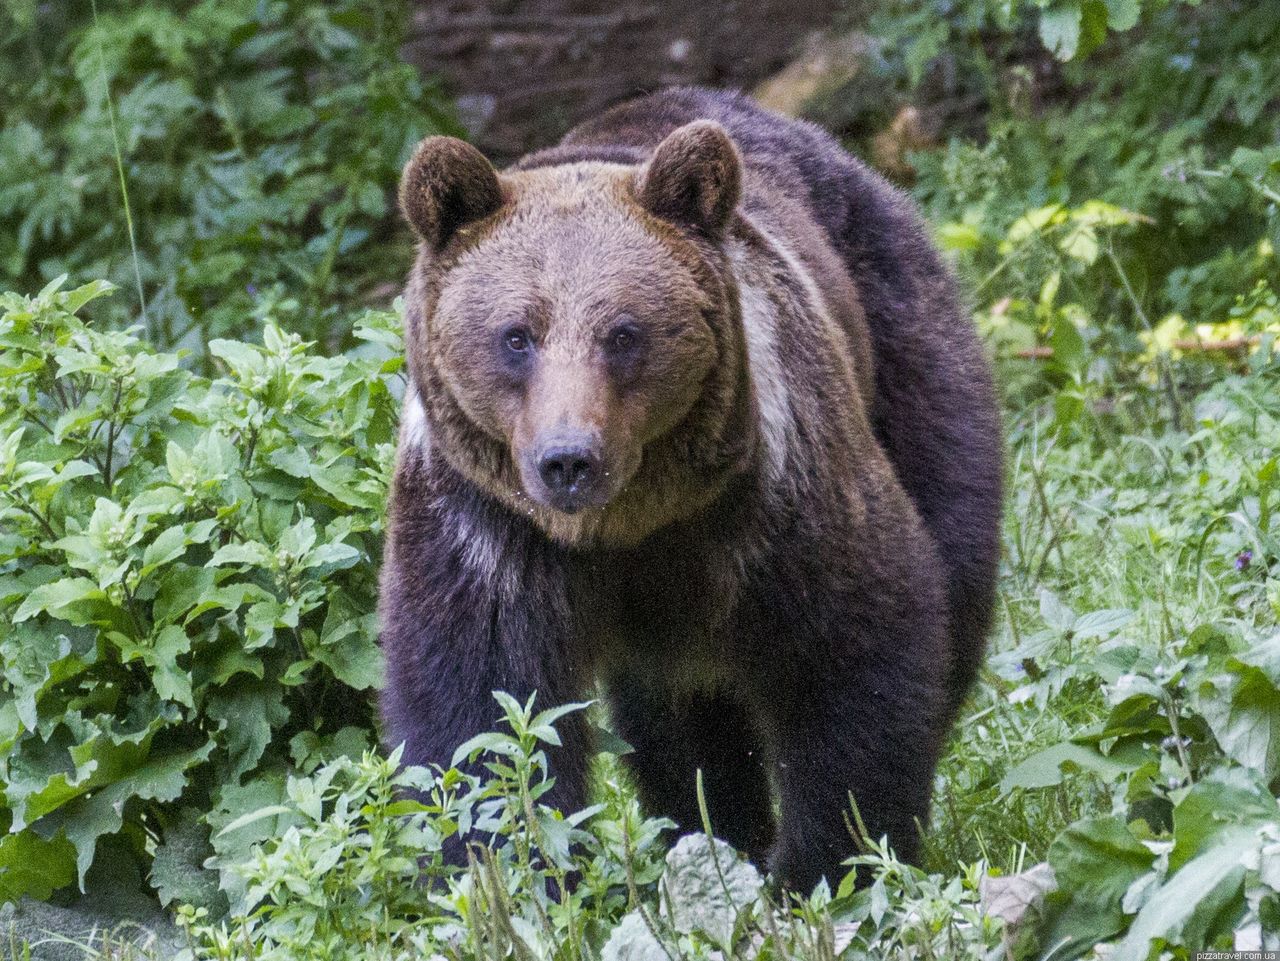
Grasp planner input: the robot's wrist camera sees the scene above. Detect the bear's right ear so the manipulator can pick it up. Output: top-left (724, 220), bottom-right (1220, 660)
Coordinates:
top-left (399, 137), bottom-right (505, 250)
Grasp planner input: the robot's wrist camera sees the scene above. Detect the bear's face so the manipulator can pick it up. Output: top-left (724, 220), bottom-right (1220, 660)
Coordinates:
top-left (431, 167), bottom-right (718, 516)
top-left (400, 123), bottom-right (747, 545)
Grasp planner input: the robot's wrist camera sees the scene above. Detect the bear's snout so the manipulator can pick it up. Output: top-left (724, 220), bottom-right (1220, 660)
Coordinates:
top-left (526, 434), bottom-right (609, 514)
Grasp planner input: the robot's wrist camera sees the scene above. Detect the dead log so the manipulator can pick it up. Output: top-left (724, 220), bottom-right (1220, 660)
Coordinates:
top-left (402, 0), bottom-right (843, 162)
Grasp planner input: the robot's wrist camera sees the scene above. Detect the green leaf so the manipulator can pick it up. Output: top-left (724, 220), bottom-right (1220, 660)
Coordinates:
top-left (214, 804), bottom-right (295, 838)
top-left (2, 622), bottom-right (94, 729)
top-left (1059, 223), bottom-right (1100, 265)
top-left (1169, 774), bottom-right (1280, 871)
top-left (206, 774), bottom-right (293, 905)
top-left (451, 732), bottom-right (521, 768)
top-left (39, 741), bottom-right (214, 888)
top-left (1076, 0), bottom-right (1109, 59)
top-left (1001, 741), bottom-right (1141, 793)
top-left (662, 834), bottom-right (764, 947)
top-left (125, 625), bottom-right (194, 707)
top-left (0, 831), bottom-right (77, 902)
top-left (12, 577), bottom-right (104, 623)
top-left (1104, 0), bottom-right (1140, 30)
top-left (311, 625), bottom-right (383, 690)
top-left (1052, 818), bottom-right (1155, 899)
top-left (1037, 819), bottom-right (1155, 958)
top-left (59, 279), bottom-right (116, 315)
top-left (267, 445), bottom-right (311, 478)
top-left (208, 339), bottom-right (264, 374)
top-left (1039, 589), bottom-right (1076, 632)
top-left (1072, 609), bottom-right (1135, 639)
top-left (208, 541), bottom-right (274, 568)
top-left (1239, 632), bottom-right (1280, 686)
top-left (1112, 828), bottom-right (1256, 960)
top-left (935, 222), bottom-right (982, 252)
top-left (532, 700), bottom-right (594, 730)
top-left (302, 540), bottom-right (360, 573)
top-left (278, 517), bottom-right (317, 559)
top-left (207, 680), bottom-right (289, 781)
top-left (141, 524), bottom-right (189, 572)
top-left (1050, 317), bottom-right (1087, 373)
top-left (1039, 3), bottom-right (1083, 60)
top-left (1195, 665), bottom-right (1280, 782)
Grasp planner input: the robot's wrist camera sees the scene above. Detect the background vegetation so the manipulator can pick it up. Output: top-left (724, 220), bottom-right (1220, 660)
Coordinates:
top-left (0, 0), bottom-right (1278, 957)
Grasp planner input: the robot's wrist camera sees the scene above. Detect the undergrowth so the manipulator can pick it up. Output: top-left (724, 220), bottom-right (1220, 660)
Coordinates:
top-left (2, 0), bottom-right (1280, 958)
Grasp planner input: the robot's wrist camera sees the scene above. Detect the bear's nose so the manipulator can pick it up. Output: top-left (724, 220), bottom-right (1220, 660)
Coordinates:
top-left (537, 445), bottom-right (602, 507)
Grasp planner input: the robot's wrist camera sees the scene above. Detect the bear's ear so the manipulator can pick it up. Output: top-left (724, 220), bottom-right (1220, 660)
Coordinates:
top-left (639, 121), bottom-right (742, 238)
top-left (399, 136), bottom-right (505, 250)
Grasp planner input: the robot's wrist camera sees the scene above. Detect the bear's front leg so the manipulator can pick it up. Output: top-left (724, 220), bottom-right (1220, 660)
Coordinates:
top-left (759, 653), bottom-right (947, 891)
top-left (606, 677), bottom-right (776, 863)
top-left (379, 478), bottom-right (592, 861)
top-left (738, 512), bottom-right (952, 892)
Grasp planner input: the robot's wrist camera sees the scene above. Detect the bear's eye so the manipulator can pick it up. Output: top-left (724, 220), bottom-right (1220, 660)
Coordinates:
top-left (606, 319), bottom-right (642, 355)
top-left (503, 326), bottom-right (532, 354)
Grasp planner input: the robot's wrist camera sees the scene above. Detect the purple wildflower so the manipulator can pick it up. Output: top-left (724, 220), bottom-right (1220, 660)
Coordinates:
top-left (1235, 549), bottom-right (1253, 571)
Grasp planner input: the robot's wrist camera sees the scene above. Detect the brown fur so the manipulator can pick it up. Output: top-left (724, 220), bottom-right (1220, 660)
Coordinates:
top-left (380, 88), bottom-right (1002, 891)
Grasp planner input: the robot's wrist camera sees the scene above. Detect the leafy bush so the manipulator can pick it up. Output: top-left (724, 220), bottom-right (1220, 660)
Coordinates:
top-left (185, 695), bottom-right (1004, 961)
top-left (931, 298), bottom-right (1280, 955)
top-left (3, 1), bottom-right (1280, 957)
top-left (0, 0), bottom-right (455, 353)
top-left (844, 5), bottom-right (1280, 950)
top-left (844, 0), bottom-right (1280, 367)
top-left (0, 277), bottom-right (400, 907)
top-left (864, 0), bottom-right (1200, 78)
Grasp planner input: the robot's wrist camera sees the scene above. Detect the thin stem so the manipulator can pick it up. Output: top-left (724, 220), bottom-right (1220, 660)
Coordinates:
top-left (102, 376), bottom-right (125, 490)
top-left (10, 493), bottom-right (59, 541)
top-left (90, 0), bottom-right (148, 330)
top-left (1105, 243), bottom-right (1184, 429)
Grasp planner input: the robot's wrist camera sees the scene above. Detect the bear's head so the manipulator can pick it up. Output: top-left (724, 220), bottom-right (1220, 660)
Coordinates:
top-left (399, 122), bottom-right (755, 547)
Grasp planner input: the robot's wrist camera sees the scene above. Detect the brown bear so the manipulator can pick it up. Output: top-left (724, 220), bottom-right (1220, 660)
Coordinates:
top-left (379, 87), bottom-right (1002, 891)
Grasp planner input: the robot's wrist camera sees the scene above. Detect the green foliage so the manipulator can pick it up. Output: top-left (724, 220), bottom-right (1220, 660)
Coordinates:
top-left (0, 0), bottom-right (455, 353)
top-left (860, 4), bottom-right (1280, 952)
top-left (862, 0), bottom-right (1194, 91)
top-left (3, 0), bottom-right (1280, 957)
top-left (0, 277), bottom-right (400, 907)
top-left (181, 696), bottom-right (1004, 961)
top-left (932, 268), bottom-right (1280, 955)
top-left (182, 696), bottom-right (676, 961)
top-left (855, 0), bottom-right (1280, 361)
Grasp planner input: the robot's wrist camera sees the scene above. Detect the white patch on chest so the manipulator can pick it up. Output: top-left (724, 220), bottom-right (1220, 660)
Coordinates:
top-left (401, 386), bottom-right (520, 596)
top-left (399, 386), bottom-right (432, 457)
top-left (444, 501), bottom-right (512, 594)
top-left (730, 245), bottom-right (798, 486)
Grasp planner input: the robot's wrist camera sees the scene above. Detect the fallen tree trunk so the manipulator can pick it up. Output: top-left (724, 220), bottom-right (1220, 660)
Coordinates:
top-left (402, 0), bottom-right (843, 162)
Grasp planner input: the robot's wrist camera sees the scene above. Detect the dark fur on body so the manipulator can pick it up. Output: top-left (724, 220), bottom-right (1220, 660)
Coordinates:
top-left (380, 88), bottom-right (1002, 890)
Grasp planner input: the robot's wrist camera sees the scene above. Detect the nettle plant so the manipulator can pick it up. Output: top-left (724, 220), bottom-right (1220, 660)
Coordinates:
top-left (190, 695), bottom-right (675, 961)
top-left (0, 277), bottom-right (399, 905)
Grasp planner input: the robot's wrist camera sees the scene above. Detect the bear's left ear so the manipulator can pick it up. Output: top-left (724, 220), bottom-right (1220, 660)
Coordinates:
top-left (639, 121), bottom-right (742, 238)
top-left (399, 136), bottom-right (506, 250)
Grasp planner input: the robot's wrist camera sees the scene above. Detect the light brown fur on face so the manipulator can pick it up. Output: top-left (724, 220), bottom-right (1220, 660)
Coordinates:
top-left (406, 159), bottom-right (750, 547)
